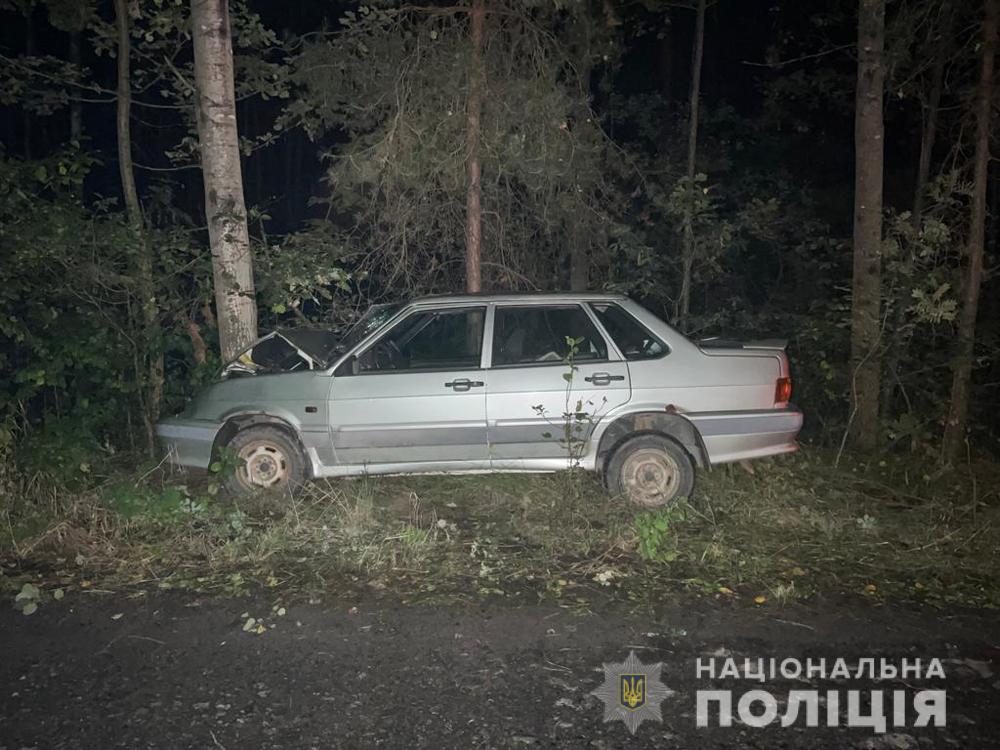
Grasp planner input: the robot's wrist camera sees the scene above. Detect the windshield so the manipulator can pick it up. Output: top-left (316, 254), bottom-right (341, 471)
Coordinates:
top-left (339, 303), bottom-right (404, 352)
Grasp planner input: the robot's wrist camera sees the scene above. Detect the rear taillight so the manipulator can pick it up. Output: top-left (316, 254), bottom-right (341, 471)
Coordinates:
top-left (775, 377), bottom-right (792, 405)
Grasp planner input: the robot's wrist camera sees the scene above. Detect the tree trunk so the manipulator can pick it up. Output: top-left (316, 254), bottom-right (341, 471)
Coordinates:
top-left (569, 248), bottom-right (589, 291)
top-left (464, 0), bottom-right (486, 294)
top-left (569, 220), bottom-right (589, 291)
top-left (69, 30), bottom-right (82, 140)
top-left (677, 0), bottom-right (705, 326)
top-left (848, 0), bottom-right (885, 452)
top-left (942, 0), bottom-right (996, 462)
top-left (660, 11), bottom-right (673, 113)
top-left (186, 318), bottom-right (208, 365)
top-left (115, 0), bottom-right (163, 457)
top-left (191, 0), bottom-right (257, 361)
top-left (881, 15), bottom-right (948, 418)
top-left (911, 60), bottom-right (944, 225)
top-left (568, 24), bottom-right (594, 293)
top-left (24, 8), bottom-right (34, 159)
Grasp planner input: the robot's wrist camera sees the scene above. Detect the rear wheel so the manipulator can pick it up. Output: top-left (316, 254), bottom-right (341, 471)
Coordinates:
top-left (605, 434), bottom-right (695, 507)
top-left (224, 426), bottom-right (305, 495)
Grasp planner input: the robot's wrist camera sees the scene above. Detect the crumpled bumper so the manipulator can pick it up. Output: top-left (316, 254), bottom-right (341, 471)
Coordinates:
top-left (155, 417), bottom-right (221, 471)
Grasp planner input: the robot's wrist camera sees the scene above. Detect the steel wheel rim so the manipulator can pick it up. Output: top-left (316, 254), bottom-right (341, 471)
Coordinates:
top-left (621, 448), bottom-right (681, 506)
top-left (237, 441), bottom-right (289, 489)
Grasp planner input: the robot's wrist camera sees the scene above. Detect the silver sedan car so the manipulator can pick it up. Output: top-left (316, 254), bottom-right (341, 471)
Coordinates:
top-left (156, 293), bottom-right (803, 506)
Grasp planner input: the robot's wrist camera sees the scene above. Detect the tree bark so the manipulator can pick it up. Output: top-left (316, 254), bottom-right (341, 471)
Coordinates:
top-left (115, 0), bottom-right (163, 457)
top-left (191, 0), bottom-right (257, 361)
top-left (848, 0), bottom-right (886, 452)
top-left (942, 0), bottom-right (996, 462)
top-left (677, 0), bottom-right (705, 326)
top-left (464, 0), bottom-right (486, 293)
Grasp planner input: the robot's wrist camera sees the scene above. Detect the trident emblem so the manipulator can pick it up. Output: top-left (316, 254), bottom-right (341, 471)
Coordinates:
top-left (620, 674), bottom-right (646, 710)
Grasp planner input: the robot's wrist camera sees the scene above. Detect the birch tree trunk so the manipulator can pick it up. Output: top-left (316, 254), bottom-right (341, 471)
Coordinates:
top-left (191, 0), bottom-right (257, 361)
top-left (848, 0), bottom-right (885, 452)
top-left (464, 0), bottom-right (486, 293)
top-left (942, 0), bottom-right (996, 462)
top-left (115, 0), bottom-right (163, 456)
top-left (677, 0), bottom-right (705, 326)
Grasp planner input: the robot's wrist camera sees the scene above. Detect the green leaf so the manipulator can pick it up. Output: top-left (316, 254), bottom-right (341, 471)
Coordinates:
top-left (15, 583), bottom-right (39, 602)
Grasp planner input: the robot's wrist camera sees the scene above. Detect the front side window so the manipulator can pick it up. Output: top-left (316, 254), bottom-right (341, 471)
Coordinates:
top-left (357, 307), bottom-right (485, 373)
top-left (492, 305), bottom-right (608, 367)
top-left (589, 302), bottom-right (668, 360)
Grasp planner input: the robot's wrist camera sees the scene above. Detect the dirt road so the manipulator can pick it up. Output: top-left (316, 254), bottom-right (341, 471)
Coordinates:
top-left (1, 592), bottom-right (997, 749)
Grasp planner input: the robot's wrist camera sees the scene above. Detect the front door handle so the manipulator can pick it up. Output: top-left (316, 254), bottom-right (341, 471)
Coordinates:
top-left (445, 378), bottom-right (484, 391)
top-left (585, 372), bottom-right (625, 385)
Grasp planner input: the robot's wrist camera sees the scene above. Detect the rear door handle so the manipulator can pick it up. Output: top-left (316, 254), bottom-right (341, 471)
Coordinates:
top-left (445, 378), bottom-right (484, 391)
top-left (585, 372), bottom-right (625, 385)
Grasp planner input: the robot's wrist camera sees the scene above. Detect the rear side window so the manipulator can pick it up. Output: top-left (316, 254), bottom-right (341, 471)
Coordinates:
top-left (589, 303), bottom-right (668, 360)
top-left (492, 306), bottom-right (608, 366)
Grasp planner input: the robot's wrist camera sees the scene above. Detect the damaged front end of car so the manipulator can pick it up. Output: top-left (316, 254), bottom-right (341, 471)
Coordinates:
top-left (220, 329), bottom-right (342, 378)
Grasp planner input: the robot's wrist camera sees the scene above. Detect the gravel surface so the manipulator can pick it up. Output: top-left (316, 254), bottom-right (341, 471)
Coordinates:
top-left (1, 592), bottom-right (998, 748)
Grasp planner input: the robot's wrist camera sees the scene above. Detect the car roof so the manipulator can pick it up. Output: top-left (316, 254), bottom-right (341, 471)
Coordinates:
top-left (408, 291), bottom-right (629, 305)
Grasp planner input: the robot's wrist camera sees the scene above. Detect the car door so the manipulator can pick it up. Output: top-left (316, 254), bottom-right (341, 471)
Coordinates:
top-left (486, 303), bottom-right (631, 466)
top-left (328, 305), bottom-right (490, 468)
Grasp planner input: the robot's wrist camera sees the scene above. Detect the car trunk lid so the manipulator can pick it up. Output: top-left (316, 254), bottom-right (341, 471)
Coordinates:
top-left (696, 337), bottom-right (788, 355)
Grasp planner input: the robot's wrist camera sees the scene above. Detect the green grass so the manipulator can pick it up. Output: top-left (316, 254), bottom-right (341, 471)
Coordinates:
top-left (1, 449), bottom-right (998, 611)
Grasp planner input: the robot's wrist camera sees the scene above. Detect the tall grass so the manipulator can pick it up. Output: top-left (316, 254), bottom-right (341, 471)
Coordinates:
top-left (2, 448), bottom-right (998, 608)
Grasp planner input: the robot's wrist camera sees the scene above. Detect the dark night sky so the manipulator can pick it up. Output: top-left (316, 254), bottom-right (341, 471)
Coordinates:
top-left (0, 0), bottom-right (915, 237)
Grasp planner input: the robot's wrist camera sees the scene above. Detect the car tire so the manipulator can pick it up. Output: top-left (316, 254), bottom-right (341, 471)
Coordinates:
top-left (224, 426), bottom-right (306, 495)
top-left (605, 434), bottom-right (695, 507)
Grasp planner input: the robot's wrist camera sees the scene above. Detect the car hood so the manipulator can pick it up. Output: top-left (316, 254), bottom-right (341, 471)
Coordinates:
top-left (270, 328), bottom-right (342, 366)
top-left (221, 328), bottom-right (342, 376)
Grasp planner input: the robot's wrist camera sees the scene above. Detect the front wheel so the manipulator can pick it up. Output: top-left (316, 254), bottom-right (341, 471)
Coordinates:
top-left (605, 434), bottom-right (695, 507)
top-left (224, 426), bottom-right (305, 495)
